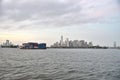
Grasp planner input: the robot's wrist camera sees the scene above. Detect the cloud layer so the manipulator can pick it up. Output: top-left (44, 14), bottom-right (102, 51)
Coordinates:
top-left (0, 0), bottom-right (120, 30)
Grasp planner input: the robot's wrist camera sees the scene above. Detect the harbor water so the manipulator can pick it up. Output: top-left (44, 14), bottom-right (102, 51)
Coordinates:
top-left (0, 48), bottom-right (120, 80)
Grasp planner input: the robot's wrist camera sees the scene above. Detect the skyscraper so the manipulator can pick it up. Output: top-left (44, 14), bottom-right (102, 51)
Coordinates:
top-left (114, 42), bottom-right (116, 48)
top-left (66, 38), bottom-right (69, 47)
top-left (88, 42), bottom-right (93, 47)
top-left (60, 35), bottom-right (63, 46)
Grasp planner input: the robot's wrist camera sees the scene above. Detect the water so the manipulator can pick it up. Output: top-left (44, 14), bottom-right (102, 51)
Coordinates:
top-left (0, 48), bottom-right (120, 80)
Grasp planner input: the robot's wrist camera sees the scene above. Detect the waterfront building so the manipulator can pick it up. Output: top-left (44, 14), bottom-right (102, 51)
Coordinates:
top-left (65, 38), bottom-right (69, 47)
top-left (69, 40), bottom-right (73, 48)
top-left (60, 35), bottom-right (63, 47)
top-left (2, 40), bottom-right (13, 46)
top-left (88, 42), bottom-right (93, 47)
top-left (1, 40), bottom-right (18, 48)
top-left (114, 42), bottom-right (116, 48)
top-left (80, 40), bottom-right (85, 47)
top-left (72, 40), bottom-right (79, 48)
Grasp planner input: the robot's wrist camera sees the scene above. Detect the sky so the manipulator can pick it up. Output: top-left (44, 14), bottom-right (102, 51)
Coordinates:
top-left (0, 0), bottom-right (120, 47)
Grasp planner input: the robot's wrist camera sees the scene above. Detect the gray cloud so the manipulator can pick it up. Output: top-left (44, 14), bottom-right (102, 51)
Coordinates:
top-left (3, 0), bottom-right (80, 21)
top-left (0, 0), bottom-right (119, 30)
top-left (0, 0), bottom-right (2, 15)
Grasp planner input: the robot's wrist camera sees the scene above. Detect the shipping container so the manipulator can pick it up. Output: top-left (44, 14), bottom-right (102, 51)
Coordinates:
top-left (38, 43), bottom-right (46, 49)
top-left (28, 42), bottom-right (38, 49)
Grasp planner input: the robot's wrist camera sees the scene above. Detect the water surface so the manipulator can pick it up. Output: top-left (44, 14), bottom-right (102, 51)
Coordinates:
top-left (0, 48), bottom-right (120, 80)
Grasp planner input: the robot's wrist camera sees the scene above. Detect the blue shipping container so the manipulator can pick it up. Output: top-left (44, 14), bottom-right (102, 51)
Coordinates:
top-left (38, 43), bottom-right (46, 49)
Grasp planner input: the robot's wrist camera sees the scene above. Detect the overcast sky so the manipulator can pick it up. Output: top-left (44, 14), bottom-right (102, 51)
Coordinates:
top-left (0, 0), bottom-right (120, 46)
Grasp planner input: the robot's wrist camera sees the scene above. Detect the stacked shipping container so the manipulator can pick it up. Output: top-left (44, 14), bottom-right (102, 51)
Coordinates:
top-left (21, 42), bottom-right (46, 49)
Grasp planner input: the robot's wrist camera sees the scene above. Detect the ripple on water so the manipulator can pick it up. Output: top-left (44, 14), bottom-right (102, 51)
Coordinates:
top-left (0, 49), bottom-right (120, 80)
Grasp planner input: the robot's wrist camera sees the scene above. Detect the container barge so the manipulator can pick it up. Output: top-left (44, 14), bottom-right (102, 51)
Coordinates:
top-left (20, 42), bottom-right (47, 49)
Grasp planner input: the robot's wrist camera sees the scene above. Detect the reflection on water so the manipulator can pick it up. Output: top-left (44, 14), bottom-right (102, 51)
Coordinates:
top-left (0, 48), bottom-right (120, 80)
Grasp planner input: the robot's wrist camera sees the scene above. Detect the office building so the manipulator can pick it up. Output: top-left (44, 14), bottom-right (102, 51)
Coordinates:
top-left (114, 42), bottom-right (116, 48)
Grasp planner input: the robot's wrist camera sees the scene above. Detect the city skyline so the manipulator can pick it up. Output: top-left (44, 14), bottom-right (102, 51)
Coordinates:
top-left (51, 35), bottom-right (120, 48)
top-left (0, 0), bottom-right (120, 46)
top-left (51, 35), bottom-right (94, 48)
top-left (0, 36), bottom-right (119, 48)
